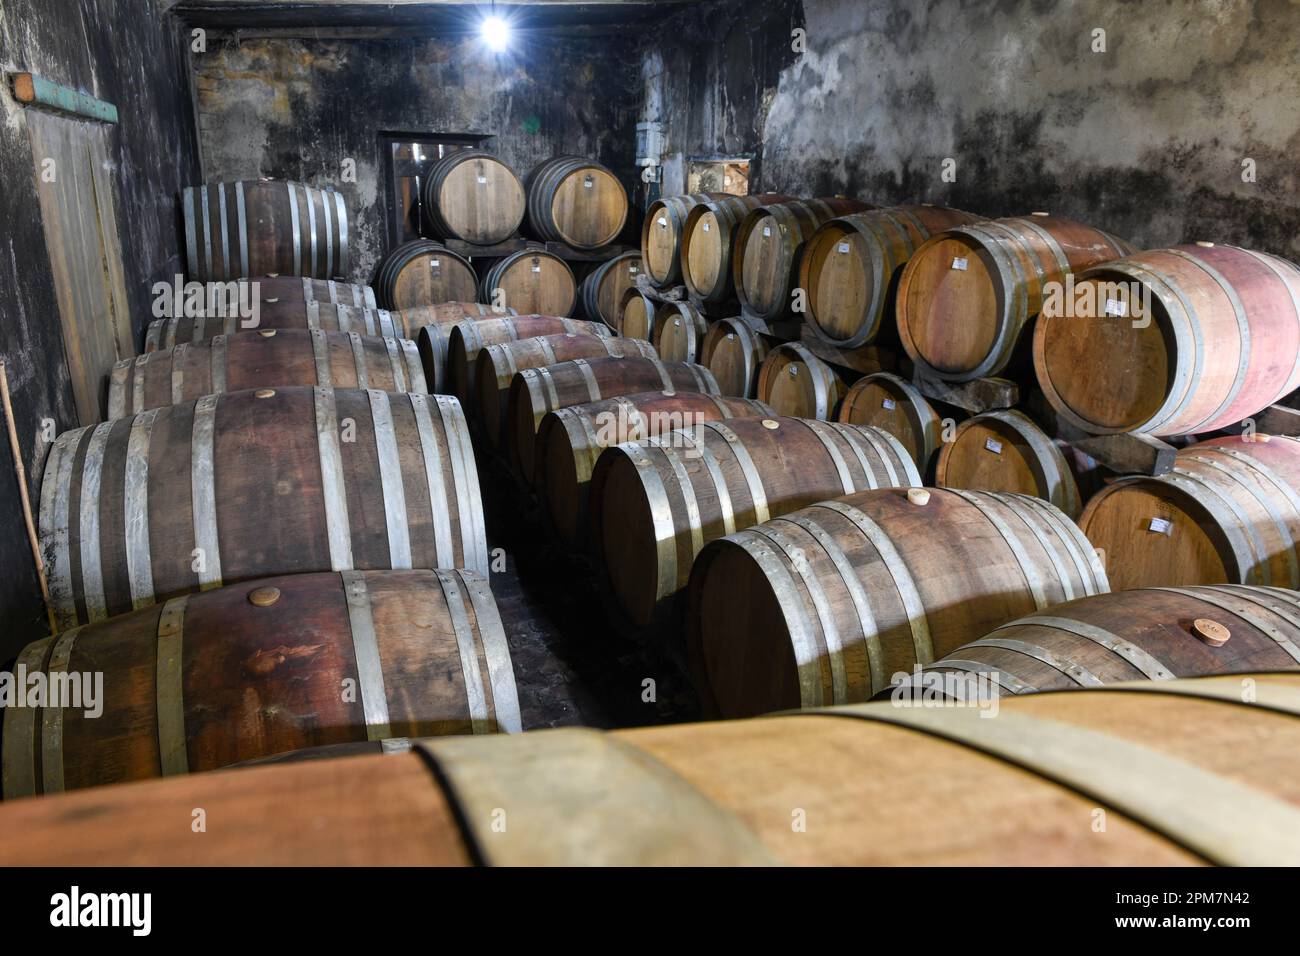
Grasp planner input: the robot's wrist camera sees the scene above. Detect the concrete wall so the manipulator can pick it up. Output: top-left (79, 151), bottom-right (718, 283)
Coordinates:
top-left (642, 0), bottom-right (1300, 256)
top-left (191, 32), bottom-right (640, 283)
top-left (0, 0), bottom-right (199, 655)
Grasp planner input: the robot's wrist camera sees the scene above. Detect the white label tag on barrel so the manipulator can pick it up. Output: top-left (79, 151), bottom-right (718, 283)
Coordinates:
top-left (532, 263), bottom-right (541, 273)
top-left (763, 226), bottom-right (771, 237)
top-left (1149, 517), bottom-right (1173, 535)
top-left (629, 265), bottom-right (638, 274)
top-left (952, 257), bottom-right (968, 271)
top-left (702, 222), bottom-right (710, 232)
top-left (838, 242), bottom-right (850, 254)
top-left (881, 397), bottom-right (896, 410)
top-left (657, 217), bottom-right (667, 227)
top-left (1105, 298), bottom-right (1127, 317)
top-left (430, 259), bottom-right (440, 270)
top-left (477, 175), bottom-right (487, 184)
top-left (984, 438), bottom-right (1003, 455)
top-left (584, 176), bottom-right (594, 188)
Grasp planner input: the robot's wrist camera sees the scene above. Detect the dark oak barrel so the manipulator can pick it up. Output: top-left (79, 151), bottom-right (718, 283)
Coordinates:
top-left (907, 585), bottom-right (1300, 696)
top-left (183, 181), bottom-right (350, 282)
top-left (896, 213), bottom-right (1134, 381)
top-left (481, 249), bottom-right (578, 316)
top-left (641, 193), bottom-right (726, 288)
top-left (154, 276), bottom-right (376, 317)
top-left (618, 287), bottom-right (660, 340)
top-left (112, 330), bottom-right (426, 419)
top-left (145, 301), bottom-right (401, 351)
top-left (39, 387), bottom-right (488, 629)
top-left (578, 252), bottom-right (642, 328)
top-left (474, 334), bottom-right (659, 449)
top-left (506, 356), bottom-right (719, 483)
top-left (700, 317), bottom-right (775, 398)
top-left (3, 673), bottom-right (1298, 866)
top-left (687, 487), bottom-right (1107, 717)
top-left (680, 194), bottom-right (796, 305)
top-left (442, 315), bottom-right (609, 400)
top-left (1079, 435), bottom-right (1300, 591)
top-left (1034, 243), bottom-right (1300, 436)
top-left (935, 409), bottom-right (1085, 518)
top-left (374, 240), bottom-right (479, 310)
top-left (590, 418), bottom-right (920, 632)
top-left (525, 156), bottom-right (628, 249)
top-left (732, 197), bottom-right (874, 321)
top-left (652, 300), bottom-right (708, 363)
top-left (755, 342), bottom-right (850, 420)
top-left (837, 372), bottom-right (942, 474)
top-left (800, 205), bottom-right (983, 347)
top-left (1, 569), bottom-right (521, 798)
top-left (535, 391), bottom-right (773, 543)
top-left (421, 150), bottom-right (525, 245)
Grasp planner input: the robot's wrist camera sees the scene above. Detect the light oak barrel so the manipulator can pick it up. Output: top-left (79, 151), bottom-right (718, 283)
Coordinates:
top-left (475, 334), bottom-right (660, 449)
top-left (9, 673), bottom-right (1298, 864)
top-left (652, 300), bottom-right (709, 363)
top-left (481, 249), bottom-right (578, 316)
top-left (442, 314), bottom-right (608, 400)
top-left (399, 303), bottom-right (520, 391)
top-left (111, 330), bottom-right (426, 419)
top-left (579, 251), bottom-right (643, 328)
top-left (800, 204), bottom-right (984, 347)
top-left (686, 487), bottom-right (1108, 717)
top-left (908, 584), bottom-right (1300, 697)
top-left (1079, 435), bottom-right (1300, 591)
top-left (421, 150), bottom-right (525, 245)
top-left (896, 213), bottom-right (1134, 382)
top-left (755, 342), bottom-right (850, 420)
top-left (145, 301), bottom-right (401, 352)
top-left (837, 372), bottom-right (942, 474)
top-left (618, 286), bottom-right (660, 340)
top-left (641, 193), bottom-right (727, 288)
top-left (1034, 243), bottom-right (1300, 436)
top-left (183, 181), bottom-right (349, 282)
top-left (700, 317), bottom-right (776, 398)
top-left (38, 386), bottom-right (488, 629)
top-left (0, 569), bottom-right (522, 799)
top-left (680, 193), bottom-right (796, 305)
top-left (524, 155), bottom-right (628, 249)
top-left (374, 240), bottom-right (479, 310)
top-left (535, 391), bottom-right (773, 543)
top-left (590, 418), bottom-right (920, 633)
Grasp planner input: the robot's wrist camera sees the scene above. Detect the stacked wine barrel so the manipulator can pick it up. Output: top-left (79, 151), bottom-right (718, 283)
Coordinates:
top-left (525, 156), bottom-right (629, 249)
top-left (421, 150), bottom-right (526, 245)
top-left (374, 240), bottom-right (479, 310)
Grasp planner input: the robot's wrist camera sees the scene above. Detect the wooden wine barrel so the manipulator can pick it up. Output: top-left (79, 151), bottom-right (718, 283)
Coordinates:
top-left (183, 181), bottom-right (350, 282)
top-left (39, 387), bottom-right (488, 629)
top-left (145, 302), bottom-right (403, 352)
top-left (896, 213), bottom-right (1134, 382)
top-left (475, 334), bottom-right (660, 449)
top-left (755, 342), bottom-right (850, 420)
top-left (800, 205), bottom-right (984, 347)
top-left (618, 287), bottom-right (659, 340)
top-left (408, 301), bottom-right (514, 325)
top-left (110, 330), bottom-right (426, 419)
top-left (837, 372), bottom-right (941, 474)
top-left (481, 249), bottom-right (577, 316)
top-left (733, 197), bottom-right (874, 320)
top-left (504, 356), bottom-right (717, 486)
top-left (641, 193), bottom-right (726, 288)
top-left (652, 300), bottom-right (709, 363)
top-left (935, 409), bottom-right (1083, 518)
top-left (442, 315), bottom-right (608, 400)
top-left (687, 487), bottom-right (1108, 717)
top-left (908, 585), bottom-right (1300, 697)
top-left (1079, 435), bottom-right (1300, 591)
top-left (421, 150), bottom-right (525, 245)
top-left (160, 276), bottom-right (376, 312)
top-left (536, 391), bottom-right (773, 543)
top-left (680, 194), bottom-right (796, 305)
top-left (524, 156), bottom-right (628, 249)
top-left (1, 569), bottom-right (522, 798)
top-left (590, 418), bottom-right (921, 632)
top-left (1034, 243), bottom-right (1300, 436)
top-left (374, 240), bottom-right (478, 311)
top-left (700, 317), bottom-right (775, 398)
top-left (578, 252), bottom-right (643, 328)
top-left (4, 671), bottom-right (1300, 866)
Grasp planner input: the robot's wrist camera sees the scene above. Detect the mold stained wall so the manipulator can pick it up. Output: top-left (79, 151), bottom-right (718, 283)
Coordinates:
top-left (642, 0), bottom-right (1300, 255)
top-left (0, 0), bottom-right (200, 654)
top-left (191, 33), bottom-right (641, 284)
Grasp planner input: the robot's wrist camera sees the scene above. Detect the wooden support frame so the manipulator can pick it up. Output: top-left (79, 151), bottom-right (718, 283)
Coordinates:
top-left (913, 374), bottom-right (1019, 415)
top-left (799, 326), bottom-right (899, 376)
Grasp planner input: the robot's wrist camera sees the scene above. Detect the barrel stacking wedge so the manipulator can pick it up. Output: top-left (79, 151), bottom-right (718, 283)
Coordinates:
top-left (39, 387), bottom-right (487, 629)
top-left (1034, 243), bottom-right (1300, 436)
top-left (2, 569), bottom-right (521, 798)
top-left (905, 585), bottom-right (1300, 696)
top-left (6, 673), bottom-right (1298, 865)
top-left (590, 418), bottom-right (921, 633)
top-left (896, 213), bottom-right (1134, 381)
top-left (687, 487), bottom-right (1107, 717)
top-left (421, 150), bottom-right (526, 245)
top-left (1079, 435), bottom-right (1300, 590)
top-left (111, 330), bottom-right (426, 419)
top-left (183, 181), bottom-right (349, 282)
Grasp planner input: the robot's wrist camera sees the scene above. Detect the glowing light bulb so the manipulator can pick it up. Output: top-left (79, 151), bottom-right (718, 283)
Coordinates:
top-left (481, 15), bottom-right (511, 52)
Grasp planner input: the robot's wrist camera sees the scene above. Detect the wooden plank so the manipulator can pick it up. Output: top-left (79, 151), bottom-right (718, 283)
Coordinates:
top-left (735, 309), bottom-right (802, 341)
top-left (10, 73), bottom-right (118, 124)
top-left (912, 374), bottom-right (1018, 414)
top-left (1068, 432), bottom-right (1177, 477)
top-left (1252, 404), bottom-right (1300, 437)
top-left (799, 326), bottom-right (898, 376)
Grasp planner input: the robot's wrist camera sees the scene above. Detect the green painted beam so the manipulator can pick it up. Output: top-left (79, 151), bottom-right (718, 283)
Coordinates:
top-left (10, 73), bottom-right (118, 124)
